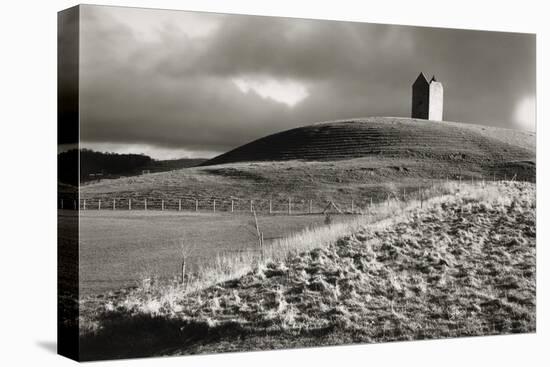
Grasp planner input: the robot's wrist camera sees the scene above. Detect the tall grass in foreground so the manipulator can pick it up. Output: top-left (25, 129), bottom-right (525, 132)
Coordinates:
top-left (127, 180), bottom-right (503, 301)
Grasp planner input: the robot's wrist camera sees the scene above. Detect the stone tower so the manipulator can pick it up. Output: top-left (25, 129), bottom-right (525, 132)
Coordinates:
top-left (411, 73), bottom-right (444, 121)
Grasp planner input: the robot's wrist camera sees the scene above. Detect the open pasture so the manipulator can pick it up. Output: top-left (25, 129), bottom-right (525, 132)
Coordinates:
top-left (78, 210), bottom-right (350, 295)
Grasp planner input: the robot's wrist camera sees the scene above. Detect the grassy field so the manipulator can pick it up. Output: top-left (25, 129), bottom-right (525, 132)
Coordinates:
top-left (79, 157), bottom-right (534, 214)
top-left (79, 181), bottom-right (535, 360)
top-left (78, 211), bottom-right (353, 295)
top-left (78, 179), bottom-right (456, 296)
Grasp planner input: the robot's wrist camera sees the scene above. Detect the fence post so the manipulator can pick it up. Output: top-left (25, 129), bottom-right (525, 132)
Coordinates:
top-left (83, 199), bottom-right (86, 210)
top-left (231, 199), bottom-right (234, 213)
top-left (113, 199), bottom-right (116, 210)
top-left (98, 199), bottom-right (101, 210)
top-left (351, 199), bottom-right (354, 213)
top-left (288, 197), bottom-right (292, 215)
top-left (161, 199), bottom-right (164, 211)
top-left (73, 200), bottom-right (76, 210)
top-left (213, 200), bottom-right (216, 212)
top-left (403, 188), bottom-right (406, 201)
top-left (250, 200), bottom-right (253, 212)
top-left (309, 199), bottom-right (313, 214)
top-left (178, 199), bottom-right (182, 211)
top-left (129, 198), bottom-right (132, 210)
top-left (144, 198), bottom-right (147, 211)
top-left (195, 199), bottom-right (198, 212)
top-left (60, 199), bottom-right (64, 209)
top-left (370, 197), bottom-right (373, 207)
top-left (269, 200), bottom-right (272, 214)
top-left (387, 193), bottom-right (390, 206)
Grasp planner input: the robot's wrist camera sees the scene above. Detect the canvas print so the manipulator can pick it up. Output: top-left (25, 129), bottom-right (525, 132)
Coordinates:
top-left (57, 4), bottom-right (536, 361)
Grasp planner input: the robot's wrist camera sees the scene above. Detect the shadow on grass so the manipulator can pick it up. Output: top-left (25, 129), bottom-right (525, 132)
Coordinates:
top-left (79, 310), bottom-right (249, 361)
top-left (79, 310), bottom-right (343, 361)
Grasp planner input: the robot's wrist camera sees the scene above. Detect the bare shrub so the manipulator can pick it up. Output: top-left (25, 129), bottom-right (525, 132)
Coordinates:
top-left (179, 240), bottom-right (198, 285)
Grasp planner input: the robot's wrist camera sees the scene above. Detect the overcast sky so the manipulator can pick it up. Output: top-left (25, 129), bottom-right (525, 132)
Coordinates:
top-left (78, 5), bottom-right (536, 159)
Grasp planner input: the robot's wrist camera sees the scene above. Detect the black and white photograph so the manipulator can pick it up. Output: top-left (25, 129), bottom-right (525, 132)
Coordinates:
top-left (55, 3), bottom-right (537, 362)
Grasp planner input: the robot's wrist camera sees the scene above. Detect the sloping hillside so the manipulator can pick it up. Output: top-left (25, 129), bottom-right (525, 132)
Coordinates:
top-left (80, 117), bottom-right (534, 208)
top-left (202, 117), bottom-right (534, 166)
top-left (79, 181), bottom-right (535, 360)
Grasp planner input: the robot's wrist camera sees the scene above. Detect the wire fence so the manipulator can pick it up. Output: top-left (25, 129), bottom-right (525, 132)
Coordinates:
top-left (60, 196), bottom-right (364, 214)
top-left (58, 173), bottom-right (528, 213)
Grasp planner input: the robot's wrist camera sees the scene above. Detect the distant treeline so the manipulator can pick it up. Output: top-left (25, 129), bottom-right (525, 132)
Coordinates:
top-left (58, 149), bottom-right (152, 185)
top-left (58, 149), bottom-right (207, 185)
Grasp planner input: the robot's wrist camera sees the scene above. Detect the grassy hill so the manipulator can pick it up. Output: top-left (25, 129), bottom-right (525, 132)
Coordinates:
top-left (79, 181), bottom-right (535, 360)
top-left (80, 117), bottom-right (535, 210)
top-left (202, 117), bottom-right (534, 165)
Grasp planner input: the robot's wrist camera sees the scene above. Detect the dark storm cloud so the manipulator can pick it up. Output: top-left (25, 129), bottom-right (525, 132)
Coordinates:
top-left (79, 5), bottom-right (535, 158)
top-left (157, 16), bottom-right (409, 80)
